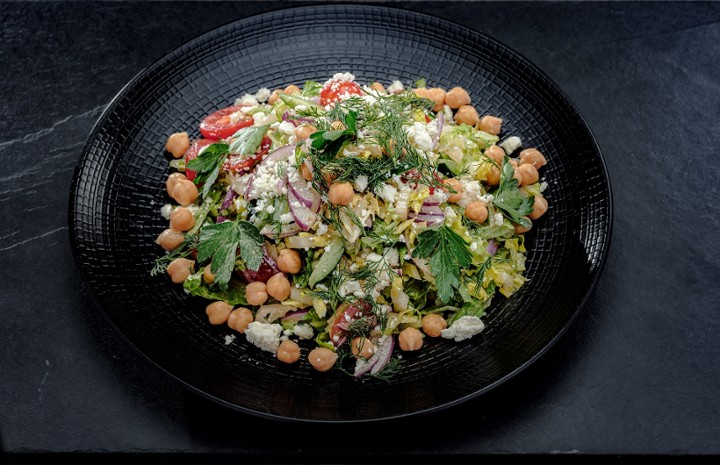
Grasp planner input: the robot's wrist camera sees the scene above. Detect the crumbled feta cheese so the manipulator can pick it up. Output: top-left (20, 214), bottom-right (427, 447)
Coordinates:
top-left (492, 212), bottom-right (504, 226)
top-left (279, 212), bottom-right (293, 224)
top-left (470, 242), bottom-right (478, 252)
top-left (406, 122), bottom-right (434, 152)
top-left (224, 334), bottom-right (236, 345)
top-left (441, 316), bottom-right (485, 341)
top-left (293, 324), bottom-right (314, 340)
top-left (387, 80), bottom-right (404, 93)
top-left (266, 205), bottom-right (275, 214)
top-left (499, 136), bottom-right (522, 154)
top-left (330, 72), bottom-right (355, 83)
top-left (354, 175), bottom-right (368, 193)
top-left (252, 112), bottom-right (277, 126)
top-left (235, 93), bottom-right (259, 107)
top-left (160, 204), bottom-right (173, 220)
top-left (384, 247), bottom-right (399, 267)
top-left (458, 179), bottom-right (483, 208)
top-left (316, 222), bottom-right (328, 235)
top-left (378, 183), bottom-right (398, 204)
top-left (254, 87), bottom-right (271, 102)
top-left (277, 121), bottom-right (295, 135)
top-left (338, 280), bottom-right (362, 298)
top-left (540, 181), bottom-right (548, 192)
top-left (443, 105), bottom-right (454, 124)
top-left (245, 322), bottom-right (283, 353)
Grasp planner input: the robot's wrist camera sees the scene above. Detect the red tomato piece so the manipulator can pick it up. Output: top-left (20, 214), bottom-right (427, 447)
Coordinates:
top-left (329, 301), bottom-right (375, 347)
top-left (222, 136), bottom-right (272, 173)
top-left (319, 80), bottom-right (363, 106)
top-left (184, 139), bottom-right (214, 182)
top-left (199, 105), bottom-right (253, 140)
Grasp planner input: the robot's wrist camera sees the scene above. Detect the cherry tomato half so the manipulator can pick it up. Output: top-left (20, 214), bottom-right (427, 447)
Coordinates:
top-left (222, 136), bottom-right (272, 173)
top-left (199, 105), bottom-right (253, 140)
top-left (184, 139), bottom-right (214, 182)
top-left (329, 301), bottom-right (375, 347)
top-left (319, 80), bottom-right (363, 106)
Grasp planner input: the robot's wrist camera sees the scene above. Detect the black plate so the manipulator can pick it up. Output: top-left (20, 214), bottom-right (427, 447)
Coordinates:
top-left (69, 4), bottom-right (612, 422)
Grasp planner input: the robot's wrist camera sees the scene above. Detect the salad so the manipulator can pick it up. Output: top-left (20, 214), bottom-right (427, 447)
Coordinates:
top-left (153, 73), bottom-right (549, 378)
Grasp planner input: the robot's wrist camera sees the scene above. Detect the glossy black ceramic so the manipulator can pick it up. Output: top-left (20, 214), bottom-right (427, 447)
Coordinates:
top-left (69, 4), bottom-right (612, 422)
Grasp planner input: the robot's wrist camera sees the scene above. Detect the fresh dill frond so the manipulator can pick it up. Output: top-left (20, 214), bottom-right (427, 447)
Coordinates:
top-left (150, 234), bottom-right (198, 276)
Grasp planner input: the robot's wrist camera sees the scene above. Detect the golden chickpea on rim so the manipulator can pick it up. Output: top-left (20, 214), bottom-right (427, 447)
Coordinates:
top-left (166, 172), bottom-right (187, 196)
top-left (484, 145), bottom-right (505, 164)
top-left (455, 105), bottom-right (480, 126)
top-left (166, 257), bottom-right (195, 284)
top-left (299, 161), bottom-right (314, 181)
top-left (441, 178), bottom-right (463, 203)
top-left (445, 87), bottom-right (471, 109)
top-left (206, 301), bottom-right (233, 325)
top-left (370, 82), bottom-right (387, 94)
top-left (414, 87), bottom-right (445, 112)
top-left (169, 207), bottom-right (195, 232)
top-left (277, 340), bottom-right (301, 364)
top-left (485, 165), bottom-right (501, 186)
top-left (308, 347), bottom-right (338, 372)
top-left (172, 179), bottom-right (198, 207)
top-left (156, 228), bottom-right (184, 251)
top-left (514, 218), bottom-right (532, 234)
top-left (267, 89), bottom-right (281, 105)
top-left (477, 115), bottom-right (503, 135)
top-left (519, 148), bottom-right (547, 169)
top-left (398, 327), bottom-right (424, 351)
top-left (266, 273), bottom-right (291, 302)
top-left (165, 132), bottom-right (190, 158)
top-left (283, 84), bottom-right (301, 95)
top-left (422, 314), bottom-right (448, 338)
top-left (465, 200), bottom-right (488, 223)
top-left (529, 195), bottom-right (548, 220)
top-left (328, 182), bottom-right (354, 206)
top-left (350, 337), bottom-right (375, 359)
top-left (516, 163), bottom-right (539, 187)
top-left (228, 307), bottom-right (253, 333)
top-left (277, 249), bottom-right (302, 274)
top-left (245, 281), bottom-right (268, 306)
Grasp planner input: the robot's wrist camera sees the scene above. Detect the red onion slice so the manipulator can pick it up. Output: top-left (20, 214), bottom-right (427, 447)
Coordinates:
top-left (287, 167), bottom-right (321, 212)
top-left (281, 309), bottom-right (310, 323)
top-left (216, 189), bottom-right (238, 223)
top-left (288, 189), bottom-right (318, 231)
top-left (370, 335), bottom-right (395, 375)
top-left (486, 239), bottom-right (498, 256)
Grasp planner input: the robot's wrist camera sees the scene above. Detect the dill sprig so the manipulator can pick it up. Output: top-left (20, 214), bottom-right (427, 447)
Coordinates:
top-left (150, 234), bottom-right (198, 276)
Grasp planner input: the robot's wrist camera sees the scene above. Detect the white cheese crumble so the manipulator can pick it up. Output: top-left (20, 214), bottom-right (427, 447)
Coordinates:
top-left (245, 322), bottom-right (283, 353)
top-left (160, 204), bottom-right (173, 220)
top-left (499, 136), bottom-right (522, 154)
top-left (316, 222), bottom-right (328, 235)
top-left (277, 121), bottom-right (295, 135)
top-left (387, 80), bottom-right (404, 93)
top-left (252, 112), bottom-right (277, 126)
top-left (255, 87), bottom-right (271, 102)
top-left (330, 72), bottom-right (355, 83)
top-left (224, 334), bottom-right (236, 345)
top-left (441, 316), bottom-right (486, 341)
top-left (235, 93), bottom-right (259, 107)
top-left (293, 324), bottom-right (314, 340)
top-left (406, 122), bottom-right (434, 152)
top-left (492, 212), bottom-right (504, 227)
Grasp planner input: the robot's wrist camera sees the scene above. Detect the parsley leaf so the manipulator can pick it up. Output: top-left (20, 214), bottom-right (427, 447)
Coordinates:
top-left (412, 226), bottom-right (472, 303)
top-left (196, 220), bottom-right (263, 290)
top-left (492, 157), bottom-right (534, 228)
top-left (186, 143), bottom-right (230, 198)
top-left (309, 110), bottom-right (357, 155)
top-left (227, 124), bottom-right (269, 155)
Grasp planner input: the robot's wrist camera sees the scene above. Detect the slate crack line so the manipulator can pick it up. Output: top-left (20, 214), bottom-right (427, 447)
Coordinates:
top-left (0, 226), bottom-right (68, 252)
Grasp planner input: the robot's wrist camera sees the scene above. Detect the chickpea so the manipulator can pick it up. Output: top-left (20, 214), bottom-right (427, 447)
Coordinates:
top-left (172, 179), bottom-right (199, 207)
top-left (169, 207), bottom-right (195, 232)
top-left (350, 337), bottom-right (375, 359)
top-left (277, 249), bottom-right (302, 274)
top-left (509, 158), bottom-right (519, 168)
top-left (245, 281), bottom-right (268, 306)
top-left (445, 87), bottom-right (471, 109)
top-left (165, 132), bottom-right (190, 158)
top-left (398, 327), bottom-right (424, 351)
top-left (485, 165), bottom-right (501, 186)
top-left (422, 314), bottom-right (448, 338)
top-left (477, 115), bottom-right (503, 135)
top-left (484, 145), bottom-right (505, 164)
top-left (267, 89), bottom-right (281, 105)
top-left (203, 264), bottom-right (215, 284)
top-left (299, 160), bottom-right (314, 181)
top-left (414, 87), bottom-right (445, 112)
top-left (228, 307), bottom-right (253, 333)
top-left (283, 84), bottom-right (301, 95)
top-left (206, 301), bottom-right (232, 325)
top-left (529, 195), bottom-right (548, 220)
top-left (165, 172), bottom-right (187, 196)
top-left (512, 166), bottom-right (524, 185)
top-left (455, 105), bottom-right (480, 126)
top-left (514, 218), bottom-right (532, 234)
top-left (465, 200), bottom-right (488, 223)
top-left (370, 82), bottom-right (387, 94)
top-left (441, 178), bottom-right (463, 203)
top-left (519, 148), bottom-right (547, 169)
top-left (266, 273), bottom-right (291, 301)
top-left (308, 347), bottom-right (338, 372)
top-left (328, 182), bottom-right (354, 206)
top-left (166, 257), bottom-right (195, 284)
top-left (276, 340), bottom-right (301, 364)
top-left (330, 120), bottom-right (345, 130)
top-left (516, 163), bottom-right (539, 187)
top-left (294, 124), bottom-right (317, 141)
top-left (156, 228), bottom-right (184, 251)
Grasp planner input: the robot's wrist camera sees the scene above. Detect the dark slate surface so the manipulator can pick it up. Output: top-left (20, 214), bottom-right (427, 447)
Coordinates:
top-left (1, 1), bottom-right (719, 462)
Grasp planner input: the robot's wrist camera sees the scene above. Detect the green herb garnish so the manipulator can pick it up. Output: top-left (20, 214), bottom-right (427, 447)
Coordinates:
top-left (492, 157), bottom-right (534, 228)
top-left (196, 220), bottom-right (263, 290)
top-left (412, 225), bottom-right (472, 303)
